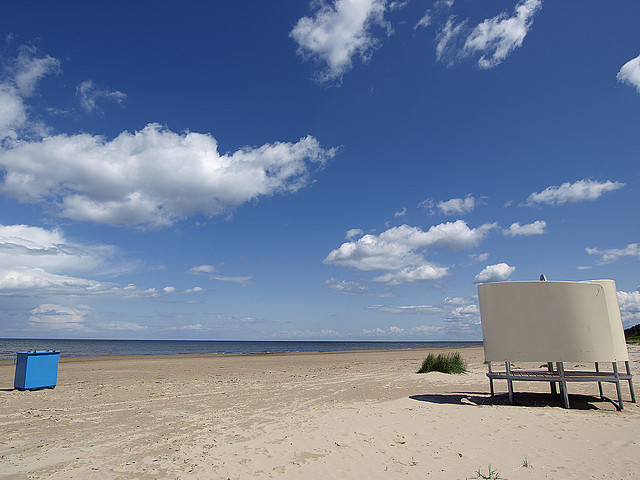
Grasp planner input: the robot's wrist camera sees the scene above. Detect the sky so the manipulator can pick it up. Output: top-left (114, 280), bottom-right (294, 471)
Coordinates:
top-left (0, 0), bottom-right (639, 341)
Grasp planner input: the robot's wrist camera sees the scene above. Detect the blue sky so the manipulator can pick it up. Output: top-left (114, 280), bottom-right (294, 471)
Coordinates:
top-left (1, 0), bottom-right (639, 340)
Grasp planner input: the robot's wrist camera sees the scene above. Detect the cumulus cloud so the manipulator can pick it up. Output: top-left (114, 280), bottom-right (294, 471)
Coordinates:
top-left (291, 0), bottom-right (390, 84)
top-left (394, 207), bottom-right (407, 217)
top-left (437, 194), bottom-right (476, 215)
top-left (366, 295), bottom-right (480, 335)
top-left (76, 80), bottom-right (126, 115)
top-left (525, 179), bottom-right (624, 206)
top-left (617, 54), bottom-right (640, 94)
top-left (0, 47), bottom-right (335, 229)
top-left (0, 124), bottom-right (334, 228)
top-left (360, 325), bottom-right (406, 336)
top-left (444, 303), bottom-right (480, 331)
top-left (585, 243), bottom-right (640, 265)
top-left (617, 290), bottom-right (640, 327)
top-left (436, 0), bottom-right (541, 68)
top-left (372, 264), bottom-right (448, 284)
top-left (0, 223), bottom-right (118, 275)
top-left (503, 220), bottom-right (547, 236)
top-left (473, 262), bottom-right (515, 284)
top-left (325, 220), bottom-right (496, 284)
top-left (29, 304), bottom-right (90, 331)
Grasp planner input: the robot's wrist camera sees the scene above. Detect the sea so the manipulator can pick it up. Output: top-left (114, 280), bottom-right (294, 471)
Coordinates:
top-left (0, 338), bottom-right (482, 360)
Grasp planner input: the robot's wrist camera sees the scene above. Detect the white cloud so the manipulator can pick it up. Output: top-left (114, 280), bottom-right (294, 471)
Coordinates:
top-left (617, 290), bottom-right (640, 327)
top-left (189, 264), bottom-right (252, 286)
top-left (435, 16), bottom-right (467, 65)
top-left (345, 228), bottom-right (364, 239)
top-left (0, 265), bottom-right (159, 298)
top-left (373, 263), bottom-right (448, 284)
top-left (526, 179), bottom-right (625, 206)
top-left (365, 304), bottom-right (442, 315)
top-left (29, 304), bottom-right (90, 331)
top-left (467, 252), bottom-right (489, 264)
top-left (617, 54), bottom-right (640, 94)
top-left (0, 84), bottom-right (27, 140)
top-left (442, 296), bottom-right (468, 306)
top-left (394, 207), bottom-right (407, 217)
top-left (0, 124), bottom-right (334, 228)
top-left (325, 220), bottom-right (496, 278)
top-left (473, 262), bottom-right (515, 284)
top-left (361, 327), bottom-right (387, 336)
top-left (0, 47), bottom-right (335, 229)
top-left (411, 324), bottom-right (444, 335)
top-left (415, 12), bottom-right (432, 29)
top-left (444, 303), bottom-right (480, 331)
top-left (325, 277), bottom-right (371, 295)
top-left (364, 295), bottom-right (481, 336)
top-left (210, 275), bottom-right (253, 286)
top-left (189, 265), bottom-right (217, 275)
top-left (437, 194), bottom-right (476, 215)
top-left (436, 0), bottom-right (541, 68)
top-left (278, 328), bottom-right (340, 339)
top-left (463, 0), bottom-right (541, 69)
top-left (359, 325), bottom-right (406, 336)
top-left (503, 220), bottom-right (547, 236)
top-left (585, 243), bottom-right (640, 265)
top-left (291, 0), bottom-right (390, 84)
top-left (101, 321), bottom-right (148, 331)
top-left (0, 223), bottom-right (118, 275)
top-left (0, 223), bottom-right (202, 299)
top-left (76, 80), bottom-right (126, 115)
top-left (11, 45), bottom-right (61, 96)
top-left (0, 46), bottom-right (59, 141)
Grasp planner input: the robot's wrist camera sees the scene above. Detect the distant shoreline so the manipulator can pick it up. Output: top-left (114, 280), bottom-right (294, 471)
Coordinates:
top-left (0, 338), bottom-right (482, 360)
top-left (0, 344), bottom-right (483, 364)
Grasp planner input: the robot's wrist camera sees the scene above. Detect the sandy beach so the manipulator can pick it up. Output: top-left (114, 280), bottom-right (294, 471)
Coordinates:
top-left (0, 345), bottom-right (638, 479)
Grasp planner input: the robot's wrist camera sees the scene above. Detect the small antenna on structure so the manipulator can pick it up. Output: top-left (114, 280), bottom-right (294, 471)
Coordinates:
top-left (540, 274), bottom-right (547, 281)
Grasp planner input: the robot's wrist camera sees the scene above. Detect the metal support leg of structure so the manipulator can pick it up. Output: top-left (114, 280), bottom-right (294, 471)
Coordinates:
top-left (626, 361), bottom-right (636, 403)
top-left (613, 362), bottom-right (623, 411)
top-left (487, 362), bottom-right (494, 397)
top-left (595, 362), bottom-right (604, 398)
top-left (556, 362), bottom-right (569, 409)
top-left (505, 361), bottom-right (514, 405)
top-left (547, 362), bottom-right (557, 395)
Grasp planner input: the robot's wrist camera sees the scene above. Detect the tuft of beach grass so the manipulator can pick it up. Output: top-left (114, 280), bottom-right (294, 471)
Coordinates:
top-left (470, 464), bottom-right (504, 479)
top-left (417, 352), bottom-right (467, 374)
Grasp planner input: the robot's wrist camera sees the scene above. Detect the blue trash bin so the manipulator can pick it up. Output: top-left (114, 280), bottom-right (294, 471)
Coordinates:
top-left (14, 350), bottom-right (60, 390)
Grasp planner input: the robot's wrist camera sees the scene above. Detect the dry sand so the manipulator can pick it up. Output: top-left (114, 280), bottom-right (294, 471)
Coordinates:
top-left (0, 345), bottom-right (638, 479)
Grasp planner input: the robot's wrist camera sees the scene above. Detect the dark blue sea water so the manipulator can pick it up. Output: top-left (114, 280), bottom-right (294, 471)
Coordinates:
top-left (0, 338), bottom-right (482, 360)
